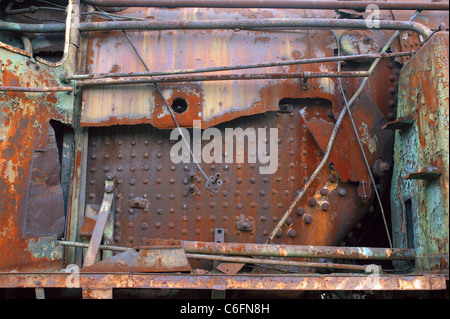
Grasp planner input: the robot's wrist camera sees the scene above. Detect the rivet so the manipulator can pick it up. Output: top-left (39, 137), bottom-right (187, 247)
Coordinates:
top-left (156, 222), bottom-right (161, 228)
top-left (321, 201), bottom-right (330, 211)
top-left (329, 174), bottom-right (337, 182)
top-left (304, 215), bottom-right (313, 224)
top-left (141, 223), bottom-right (148, 230)
top-left (260, 216), bottom-right (266, 221)
top-left (338, 188), bottom-right (347, 196)
top-left (156, 194), bottom-right (162, 200)
top-left (251, 202), bottom-right (257, 208)
top-left (276, 230), bottom-right (283, 237)
top-left (156, 208), bottom-right (162, 215)
top-left (91, 154), bottom-right (97, 159)
top-left (286, 217), bottom-right (293, 225)
top-left (320, 188), bottom-right (329, 196)
top-left (297, 208), bottom-right (305, 215)
top-left (128, 208), bottom-right (135, 215)
top-left (288, 229), bottom-right (296, 238)
top-left (309, 198), bottom-right (317, 206)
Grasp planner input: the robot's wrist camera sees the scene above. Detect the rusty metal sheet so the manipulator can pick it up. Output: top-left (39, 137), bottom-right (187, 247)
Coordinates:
top-left (81, 246), bottom-right (192, 273)
top-left (85, 101), bottom-right (371, 269)
top-left (80, 8), bottom-right (347, 128)
top-left (23, 124), bottom-right (65, 238)
top-left (391, 31), bottom-right (449, 272)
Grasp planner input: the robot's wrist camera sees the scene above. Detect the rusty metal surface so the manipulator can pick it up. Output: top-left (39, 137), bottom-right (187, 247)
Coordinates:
top-left (80, 0), bottom-right (450, 11)
top-left (0, 0), bottom-right (78, 272)
top-left (84, 103), bottom-right (371, 258)
top-left (0, 0), bottom-right (449, 296)
top-left (391, 31), bottom-right (449, 273)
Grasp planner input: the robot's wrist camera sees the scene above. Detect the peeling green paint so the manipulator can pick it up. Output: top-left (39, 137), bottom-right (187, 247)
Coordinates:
top-left (392, 32), bottom-right (449, 272)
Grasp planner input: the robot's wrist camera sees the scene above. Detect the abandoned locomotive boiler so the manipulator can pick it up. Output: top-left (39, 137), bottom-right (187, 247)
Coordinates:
top-left (0, 0), bottom-right (448, 299)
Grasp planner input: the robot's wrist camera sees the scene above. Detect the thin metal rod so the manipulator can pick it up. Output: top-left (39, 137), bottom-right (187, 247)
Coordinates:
top-left (67, 51), bottom-right (412, 81)
top-left (56, 240), bottom-right (415, 260)
top-left (0, 18), bottom-right (432, 37)
top-left (81, 0), bottom-right (449, 11)
top-left (0, 86), bottom-right (73, 92)
top-left (267, 11), bottom-right (421, 244)
top-left (77, 18), bottom-right (432, 37)
top-left (76, 71), bottom-right (368, 87)
top-left (185, 253), bottom-right (372, 271)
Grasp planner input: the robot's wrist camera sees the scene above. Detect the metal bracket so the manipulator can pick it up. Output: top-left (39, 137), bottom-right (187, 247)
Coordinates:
top-left (205, 173), bottom-right (223, 193)
top-left (82, 176), bottom-right (115, 268)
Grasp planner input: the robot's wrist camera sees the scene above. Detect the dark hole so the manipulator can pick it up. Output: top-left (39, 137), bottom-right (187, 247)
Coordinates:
top-left (171, 97), bottom-right (188, 114)
top-left (405, 199), bottom-right (415, 249)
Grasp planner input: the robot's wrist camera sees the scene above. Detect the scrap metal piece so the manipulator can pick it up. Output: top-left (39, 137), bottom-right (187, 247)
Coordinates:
top-left (81, 246), bottom-right (192, 273)
top-left (82, 177), bottom-right (115, 267)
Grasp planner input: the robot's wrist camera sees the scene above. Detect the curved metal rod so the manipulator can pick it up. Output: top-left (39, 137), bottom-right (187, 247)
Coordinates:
top-left (0, 18), bottom-right (432, 37)
top-left (80, 0), bottom-right (449, 11)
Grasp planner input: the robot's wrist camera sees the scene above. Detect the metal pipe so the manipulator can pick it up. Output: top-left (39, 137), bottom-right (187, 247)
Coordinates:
top-left (81, 0), bottom-right (449, 11)
top-left (0, 86), bottom-right (73, 92)
top-left (67, 51), bottom-right (412, 81)
top-left (77, 18), bottom-right (432, 37)
top-left (185, 253), bottom-right (372, 271)
top-left (56, 240), bottom-right (415, 260)
top-left (182, 241), bottom-right (414, 260)
top-left (76, 71), bottom-right (368, 87)
top-left (0, 18), bottom-right (433, 37)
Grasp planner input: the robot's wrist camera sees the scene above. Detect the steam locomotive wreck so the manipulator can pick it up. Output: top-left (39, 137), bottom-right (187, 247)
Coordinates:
top-left (0, 0), bottom-right (448, 299)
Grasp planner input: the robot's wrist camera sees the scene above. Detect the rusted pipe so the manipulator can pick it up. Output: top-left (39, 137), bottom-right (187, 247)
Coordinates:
top-left (57, 240), bottom-right (415, 260)
top-left (185, 253), bottom-right (373, 271)
top-left (0, 18), bottom-right (432, 37)
top-left (67, 51), bottom-right (412, 81)
top-left (78, 18), bottom-right (433, 37)
top-left (182, 241), bottom-right (414, 260)
top-left (76, 71), bottom-right (368, 87)
top-left (0, 86), bottom-right (73, 92)
top-left (80, 0), bottom-right (449, 11)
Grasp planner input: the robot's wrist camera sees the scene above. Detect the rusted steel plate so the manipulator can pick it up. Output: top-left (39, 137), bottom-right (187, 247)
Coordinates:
top-left (0, 42), bottom-right (74, 271)
top-left (84, 102), bottom-right (371, 261)
top-left (0, 272), bottom-right (446, 291)
top-left (81, 247), bottom-right (192, 273)
top-left (391, 31), bottom-right (449, 272)
top-left (80, 8), bottom-right (346, 129)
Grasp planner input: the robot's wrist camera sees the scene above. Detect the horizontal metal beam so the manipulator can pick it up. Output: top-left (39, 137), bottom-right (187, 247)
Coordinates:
top-left (80, 0), bottom-right (449, 11)
top-left (0, 18), bottom-right (432, 37)
top-left (66, 51), bottom-right (413, 81)
top-left (76, 71), bottom-right (368, 87)
top-left (0, 272), bottom-right (446, 290)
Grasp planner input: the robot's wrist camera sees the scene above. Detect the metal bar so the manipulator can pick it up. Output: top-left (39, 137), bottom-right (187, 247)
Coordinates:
top-left (0, 272), bottom-right (446, 291)
top-left (80, 0), bottom-right (449, 11)
top-left (186, 253), bottom-right (372, 271)
top-left (57, 240), bottom-right (415, 260)
top-left (0, 86), bottom-right (73, 92)
top-left (0, 18), bottom-right (432, 37)
top-left (67, 51), bottom-right (412, 81)
top-left (77, 18), bottom-right (432, 37)
top-left (76, 71), bottom-right (368, 87)
top-left (82, 178), bottom-right (115, 267)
